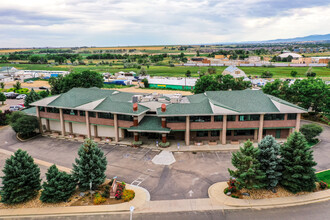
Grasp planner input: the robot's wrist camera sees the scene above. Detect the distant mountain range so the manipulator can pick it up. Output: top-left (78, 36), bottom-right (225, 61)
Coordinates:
top-left (263, 34), bottom-right (330, 43)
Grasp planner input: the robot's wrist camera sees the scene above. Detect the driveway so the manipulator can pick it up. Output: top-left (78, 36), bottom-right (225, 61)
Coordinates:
top-left (0, 120), bottom-right (329, 200)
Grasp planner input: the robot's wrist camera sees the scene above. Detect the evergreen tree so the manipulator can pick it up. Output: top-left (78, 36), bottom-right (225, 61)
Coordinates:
top-left (72, 139), bottom-right (107, 191)
top-left (228, 140), bottom-right (266, 189)
top-left (1, 149), bottom-right (41, 204)
top-left (280, 132), bottom-right (317, 193)
top-left (40, 165), bottom-right (76, 203)
top-left (258, 135), bottom-right (282, 189)
top-left (24, 89), bottom-right (41, 108)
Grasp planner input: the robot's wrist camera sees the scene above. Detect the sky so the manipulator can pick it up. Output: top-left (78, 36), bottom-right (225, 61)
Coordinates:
top-left (1, 0), bottom-right (330, 48)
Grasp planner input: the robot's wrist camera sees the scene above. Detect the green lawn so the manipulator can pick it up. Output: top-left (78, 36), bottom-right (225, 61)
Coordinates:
top-left (316, 170), bottom-right (330, 184)
top-left (1, 63), bottom-right (330, 78)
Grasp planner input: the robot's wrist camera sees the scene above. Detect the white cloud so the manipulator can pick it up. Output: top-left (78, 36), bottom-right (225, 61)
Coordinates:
top-left (0, 0), bottom-right (329, 47)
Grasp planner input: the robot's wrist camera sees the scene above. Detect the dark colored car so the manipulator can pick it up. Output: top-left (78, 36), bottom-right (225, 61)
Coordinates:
top-left (8, 93), bottom-right (20, 99)
top-left (39, 86), bottom-right (48, 90)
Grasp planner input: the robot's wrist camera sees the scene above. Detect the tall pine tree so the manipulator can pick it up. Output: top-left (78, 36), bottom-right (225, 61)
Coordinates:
top-left (1, 149), bottom-right (41, 204)
top-left (228, 140), bottom-right (266, 189)
top-left (24, 88), bottom-right (41, 108)
top-left (258, 135), bottom-right (282, 190)
top-left (40, 165), bottom-right (76, 203)
top-left (280, 131), bottom-right (317, 193)
top-left (72, 139), bottom-right (107, 191)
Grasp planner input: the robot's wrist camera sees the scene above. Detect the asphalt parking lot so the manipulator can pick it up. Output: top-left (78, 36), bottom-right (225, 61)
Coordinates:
top-left (0, 98), bottom-right (24, 111)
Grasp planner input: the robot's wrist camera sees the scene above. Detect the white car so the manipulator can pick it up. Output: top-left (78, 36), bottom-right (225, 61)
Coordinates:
top-left (9, 105), bottom-right (24, 112)
top-left (16, 94), bottom-right (27, 99)
top-left (26, 80), bottom-right (34, 84)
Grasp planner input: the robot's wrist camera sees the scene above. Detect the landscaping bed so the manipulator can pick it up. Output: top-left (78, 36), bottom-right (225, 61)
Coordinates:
top-left (224, 181), bottom-right (327, 200)
top-left (316, 170), bottom-right (330, 185)
top-left (0, 180), bottom-right (135, 209)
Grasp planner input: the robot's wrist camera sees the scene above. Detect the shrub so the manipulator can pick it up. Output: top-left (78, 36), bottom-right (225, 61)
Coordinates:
top-left (115, 182), bottom-right (126, 200)
top-left (290, 70), bottom-right (298, 77)
top-left (101, 185), bottom-right (110, 198)
top-left (227, 178), bottom-right (238, 193)
top-left (159, 142), bottom-right (170, 148)
top-left (132, 141), bottom-right (142, 146)
top-left (40, 165), bottom-right (76, 203)
top-left (122, 189), bottom-right (135, 202)
top-left (142, 78), bottom-right (149, 88)
top-left (93, 193), bottom-right (106, 205)
top-left (319, 181), bottom-right (328, 190)
top-left (260, 71), bottom-right (273, 78)
top-left (0, 110), bottom-right (11, 125)
top-left (231, 195), bottom-right (239, 199)
top-left (224, 187), bottom-right (229, 194)
top-left (300, 123), bottom-right (323, 143)
top-left (0, 92), bottom-right (6, 105)
top-left (11, 115), bottom-right (39, 138)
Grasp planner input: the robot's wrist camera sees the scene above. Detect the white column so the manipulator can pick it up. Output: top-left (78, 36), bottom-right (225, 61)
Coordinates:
top-left (114, 114), bottom-right (119, 142)
top-left (185, 116), bottom-right (190, 146)
top-left (59, 108), bottom-right (65, 136)
top-left (85, 111), bottom-right (91, 138)
top-left (295, 113), bottom-right (301, 132)
top-left (222, 115), bottom-right (227, 145)
top-left (258, 114), bottom-right (264, 142)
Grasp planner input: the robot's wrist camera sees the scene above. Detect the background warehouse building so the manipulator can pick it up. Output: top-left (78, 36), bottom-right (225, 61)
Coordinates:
top-left (24, 87), bottom-right (306, 145)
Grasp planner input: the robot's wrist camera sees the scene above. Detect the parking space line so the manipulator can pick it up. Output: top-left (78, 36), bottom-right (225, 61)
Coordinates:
top-left (130, 168), bottom-right (155, 186)
top-left (215, 151), bottom-right (221, 161)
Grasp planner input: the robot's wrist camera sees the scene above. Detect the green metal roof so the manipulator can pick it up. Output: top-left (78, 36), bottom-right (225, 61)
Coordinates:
top-left (94, 97), bottom-right (149, 115)
top-left (157, 98), bottom-right (213, 116)
top-left (205, 90), bottom-right (280, 113)
top-left (127, 116), bottom-right (171, 133)
top-left (22, 107), bottom-right (36, 116)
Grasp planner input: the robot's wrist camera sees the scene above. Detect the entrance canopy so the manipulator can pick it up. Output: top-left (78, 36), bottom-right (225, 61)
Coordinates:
top-left (127, 116), bottom-right (171, 133)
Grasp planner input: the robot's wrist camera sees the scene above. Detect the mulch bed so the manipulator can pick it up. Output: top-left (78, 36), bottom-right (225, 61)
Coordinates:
top-left (228, 182), bottom-right (324, 199)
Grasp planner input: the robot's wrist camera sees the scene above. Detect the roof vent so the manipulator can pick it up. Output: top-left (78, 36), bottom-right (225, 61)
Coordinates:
top-left (133, 103), bottom-right (138, 112)
top-left (161, 104), bottom-right (166, 112)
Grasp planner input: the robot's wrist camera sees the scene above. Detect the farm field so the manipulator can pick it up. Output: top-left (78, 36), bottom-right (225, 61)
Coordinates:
top-left (1, 63), bottom-right (330, 78)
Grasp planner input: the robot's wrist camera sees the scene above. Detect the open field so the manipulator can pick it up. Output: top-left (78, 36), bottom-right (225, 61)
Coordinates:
top-left (1, 63), bottom-right (330, 78)
top-left (0, 49), bottom-right (33, 53)
top-left (78, 46), bottom-right (165, 51)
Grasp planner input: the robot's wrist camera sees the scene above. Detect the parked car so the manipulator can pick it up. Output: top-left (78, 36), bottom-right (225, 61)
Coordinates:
top-left (16, 94), bottom-right (27, 99)
top-left (5, 93), bottom-right (19, 99)
top-left (39, 86), bottom-right (47, 90)
top-left (9, 105), bottom-right (24, 112)
top-left (26, 80), bottom-right (34, 84)
top-left (18, 103), bottom-right (25, 108)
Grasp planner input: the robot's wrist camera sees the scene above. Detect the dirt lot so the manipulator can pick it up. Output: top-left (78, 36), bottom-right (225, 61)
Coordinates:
top-left (5, 80), bottom-right (50, 89)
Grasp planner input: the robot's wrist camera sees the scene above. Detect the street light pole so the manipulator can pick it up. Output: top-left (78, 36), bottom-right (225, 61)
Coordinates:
top-left (130, 206), bottom-right (135, 220)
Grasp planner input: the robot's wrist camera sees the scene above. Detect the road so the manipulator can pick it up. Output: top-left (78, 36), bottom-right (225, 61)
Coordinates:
top-left (8, 200), bottom-right (330, 220)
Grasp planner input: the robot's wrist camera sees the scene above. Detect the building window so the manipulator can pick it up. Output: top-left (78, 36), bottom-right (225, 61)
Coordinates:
top-left (214, 115), bottom-right (223, 122)
top-left (211, 130), bottom-right (220, 136)
top-left (239, 115), bottom-right (260, 121)
top-left (234, 130), bottom-right (254, 136)
top-left (196, 131), bottom-right (208, 137)
top-left (167, 116), bottom-right (186, 123)
top-left (227, 115), bottom-right (236, 121)
top-left (287, 113), bottom-right (297, 120)
top-left (118, 114), bottom-right (133, 121)
top-left (63, 109), bottom-right (78, 115)
top-left (46, 107), bottom-right (59, 113)
top-left (226, 130), bottom-right (232, 136)
top-left (190, 116), bottom-right (211, 122)
top-left (79, 111), bottom-right (86, 116)
top-left (88, 112), bottom-right (96, 118)
top-left (38, 106), bottom-right (45, 112)
top-left (98, 112), bottom-right (113, 119)
top-left (264, 114), bottom-right (285, 120)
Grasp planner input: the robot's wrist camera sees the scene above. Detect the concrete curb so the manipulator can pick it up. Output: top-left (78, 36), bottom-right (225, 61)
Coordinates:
top-left (16, 133), bottom-right (42, 142)
top-left (208, 182), bottom-right (330, 208)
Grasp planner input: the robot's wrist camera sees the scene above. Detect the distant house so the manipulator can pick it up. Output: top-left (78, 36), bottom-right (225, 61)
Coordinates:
top-left (278, 53), bottom-right (302, 59)
top-left (222, 66), bottom-right (247, 78)
top-left (0, 74), bottom-right (14, 83)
